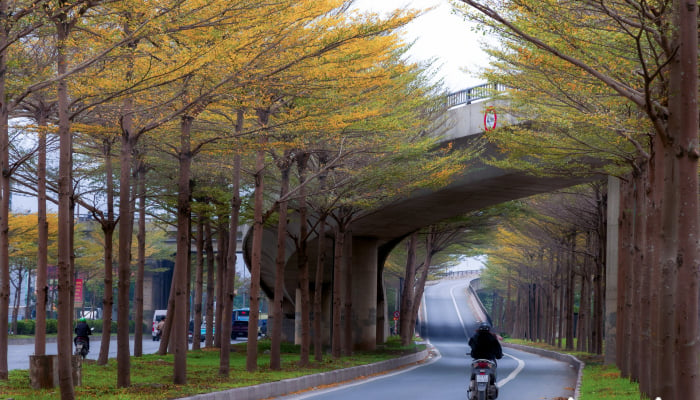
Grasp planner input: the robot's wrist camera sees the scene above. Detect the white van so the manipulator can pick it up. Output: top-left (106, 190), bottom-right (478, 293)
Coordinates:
top-left (152, 310), bottom-right (167, 341)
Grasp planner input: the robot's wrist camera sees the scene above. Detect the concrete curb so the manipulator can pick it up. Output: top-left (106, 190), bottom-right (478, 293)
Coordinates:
top-left (181, 349), bottom-right (429, 400)
top-left (502, 342), bottom-right (583, 400)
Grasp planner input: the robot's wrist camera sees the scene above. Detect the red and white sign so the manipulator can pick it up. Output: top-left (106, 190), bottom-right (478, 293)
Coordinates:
top-left (74, 278), bottom-right (83, 307)
top-left (484, 106), bottom-right (497, 131)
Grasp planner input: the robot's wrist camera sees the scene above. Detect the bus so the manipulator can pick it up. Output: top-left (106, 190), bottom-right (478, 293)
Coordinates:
top-left (232, 308), bottom-right (250, 321)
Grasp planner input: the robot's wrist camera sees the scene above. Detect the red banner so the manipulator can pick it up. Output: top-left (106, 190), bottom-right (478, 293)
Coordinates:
top-left (74, 278), bottom-right (83, 307)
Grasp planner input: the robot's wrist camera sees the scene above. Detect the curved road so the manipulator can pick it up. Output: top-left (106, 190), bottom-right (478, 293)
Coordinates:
top-left (280, 279), bottom-right (577, 400)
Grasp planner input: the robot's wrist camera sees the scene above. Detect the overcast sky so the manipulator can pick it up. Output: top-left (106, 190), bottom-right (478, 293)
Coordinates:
top-left (352, 0), bottom-right (489, 91)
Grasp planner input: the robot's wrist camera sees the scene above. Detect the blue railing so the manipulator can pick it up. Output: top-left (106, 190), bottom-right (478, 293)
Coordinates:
top-left (446, 83), bottom-right (505, 108)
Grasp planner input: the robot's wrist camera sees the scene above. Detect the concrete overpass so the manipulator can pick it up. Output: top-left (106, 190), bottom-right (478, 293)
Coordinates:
top-left (242, 84), bottom-right (589, 350)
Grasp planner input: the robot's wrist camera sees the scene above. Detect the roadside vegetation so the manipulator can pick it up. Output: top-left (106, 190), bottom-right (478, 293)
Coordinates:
top-left (506, 339), bottom-right (642, 400)
top-left (0, 337), bottom-right (424, 400)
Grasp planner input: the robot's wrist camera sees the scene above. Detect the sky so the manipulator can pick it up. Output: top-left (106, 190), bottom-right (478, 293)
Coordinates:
top-left (352, 0), bottom-right (490, 91)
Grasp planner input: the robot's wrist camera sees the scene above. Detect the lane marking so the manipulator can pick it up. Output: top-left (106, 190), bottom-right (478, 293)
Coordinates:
top-left (450, 280), bottom-right (525, 389)
top-left (285, 350), bottom-right (442, 399)
top-left (449, 283), bottom-right (472, 340)
top-left (283, 287), bottom-right (442, 399)
top-left (496, 353), bottom-right (525, 388)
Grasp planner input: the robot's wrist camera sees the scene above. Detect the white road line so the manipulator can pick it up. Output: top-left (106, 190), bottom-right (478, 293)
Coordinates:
top-left (286, 350), bottom-right (442, 399)
top-left (496, 353), bottom-right (525, 388)
top-left (449, 283), bottom-right (472, 340)
top-left (450, 280), bottom-right (525, 388)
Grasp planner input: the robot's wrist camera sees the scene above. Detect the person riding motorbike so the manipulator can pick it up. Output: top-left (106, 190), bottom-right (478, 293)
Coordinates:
top-left (468, 322), bottom-right (503, 361)
top-left (467, 322), bottom-right (502, 399)
top-left (156, 316), bottom-right (166, 340)
top-left (74, 317), bottom-right (92, 353)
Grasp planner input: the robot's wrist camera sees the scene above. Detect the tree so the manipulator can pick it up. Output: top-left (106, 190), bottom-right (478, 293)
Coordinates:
top-left (458, 0), bottom-right (698, 397)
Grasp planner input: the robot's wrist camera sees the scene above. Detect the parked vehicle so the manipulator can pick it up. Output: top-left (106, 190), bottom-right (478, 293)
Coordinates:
top-left (467, 359), bottom-right (498, 400)
top-left (230, 318), bottom-right (267, 339)
top-left (232, 308), bottom-right (250, 321)
top-left (152, 310), bottom-right (167, 341)
top-left (231, 320), bottom-right (247, 339)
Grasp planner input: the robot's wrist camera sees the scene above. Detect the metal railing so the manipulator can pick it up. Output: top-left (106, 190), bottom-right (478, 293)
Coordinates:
top-left (446, 83), bottom-right (505, 108)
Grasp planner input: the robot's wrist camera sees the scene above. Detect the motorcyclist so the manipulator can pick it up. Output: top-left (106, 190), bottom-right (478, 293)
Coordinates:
top-left (156, 316), bottom-right (166, 340)
top-left (468, 322), bottom-right (502, 399)
top-left (74, 317), bottom-right (91, 352)
top-left (468, 322), bottom-right (503, 361)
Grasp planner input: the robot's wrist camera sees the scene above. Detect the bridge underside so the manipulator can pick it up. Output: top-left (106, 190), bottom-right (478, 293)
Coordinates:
top-left (243, 113), bottom-right (595, 351)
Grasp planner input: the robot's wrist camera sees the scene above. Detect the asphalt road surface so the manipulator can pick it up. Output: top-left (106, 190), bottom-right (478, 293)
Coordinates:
top-left (278, 279), bottom-right (577, 400)
top-left (8, 334), bottom-right (246, 371)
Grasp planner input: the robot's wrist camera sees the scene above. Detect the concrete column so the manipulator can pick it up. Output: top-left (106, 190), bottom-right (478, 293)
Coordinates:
top-left (351, 237), bottom-right (378, 351)
top-left (295, 288), bottom-right (302, 345)
top-left (605, 176), bottom-right (620, 365)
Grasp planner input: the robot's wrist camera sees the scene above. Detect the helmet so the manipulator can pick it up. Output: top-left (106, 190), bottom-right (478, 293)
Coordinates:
top-left (478, 322), bottom-right (491, 332)
top-left (79, 317), bottom-right (87, 322)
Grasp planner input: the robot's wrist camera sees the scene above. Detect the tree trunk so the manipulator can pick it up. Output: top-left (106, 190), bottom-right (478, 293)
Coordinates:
top-left (331, 224), bottom-right (345, 358)
top-left (134, 158), bottom-right (146, 357)
top-left (409, 232), bottom-right (433, 340)
top-left (296, 153), bottom-right (311, 367)
top-left (0, 17), bottom-right (9, 382)
top-left (35, 117), bottom-right (49, 356)
top-left (270, 159), bottom-right (291, 370)
top-left (649, 135), bottom-right (664, 396)
top-left (172, 115), bottom-right (195, 384)
top-left (216, 220), bottom-right (228, 344)
top-left (399, 233), bottom-right (417, 346)
top-left (56, 18), bottom-right (76, 398)
top-left (204, 220), bottom-right (216, 348)
top-left (565, 234), bottom-right (575, 351)
top-left (670, 2), bottom-right (699, 397)
top-left (247, 110), bottom-right (268, 372)
top-left (214, 218), bottom-right (223, 348)
top-left (192, 220), bottom-right (204, 351)
top-left (98, 139), bottom-right (116, 365)
top-left (342, 229), bottom-right (352, 356)
top-left (313, 217), bottom-right (327, 361)
top-left (637, 168), bottom-right (652, 393)
top-left (219, 112), bottom-right (242, 376)
top-left (116, 89), bottom-right (135, 391)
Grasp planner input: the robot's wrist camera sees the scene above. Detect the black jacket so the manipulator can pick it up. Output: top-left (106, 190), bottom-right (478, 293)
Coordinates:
top-left (74, 322), bottom-right (91, 337)
top-left (468, 331), bottom-right (503, 360)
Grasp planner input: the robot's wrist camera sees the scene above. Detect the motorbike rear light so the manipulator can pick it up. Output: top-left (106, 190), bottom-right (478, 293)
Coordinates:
top-left (477, 362), bottom-right (491, 368)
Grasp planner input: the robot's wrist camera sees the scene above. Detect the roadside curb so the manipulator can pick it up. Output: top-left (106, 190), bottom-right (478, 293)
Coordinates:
top-left (181, 349), bottom-right (430, 400)
top-left (502, 342), bottom-right (583, 400)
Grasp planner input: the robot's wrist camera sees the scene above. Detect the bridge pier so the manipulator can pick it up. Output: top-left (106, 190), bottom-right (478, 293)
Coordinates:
top-left (605, 176), bottom-right (619, 365)
top-left (350, 237), bottom-right (379, 351)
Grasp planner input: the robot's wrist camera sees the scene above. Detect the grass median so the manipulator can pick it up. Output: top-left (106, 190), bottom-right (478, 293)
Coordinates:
top-left (505, 339), bottom-right (642, 400)
top-left (0, 337), bottom-right (424, 400)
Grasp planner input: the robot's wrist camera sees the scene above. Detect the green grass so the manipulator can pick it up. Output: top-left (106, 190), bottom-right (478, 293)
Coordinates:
top-left (0, 338), bottom-right (423, 400)
top-left (505, 339), bottom-right (644, 400)
top-left (579, 364), bottom-right (644, 400)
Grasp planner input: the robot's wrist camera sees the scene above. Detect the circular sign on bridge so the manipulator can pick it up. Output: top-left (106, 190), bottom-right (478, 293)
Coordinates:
top-left (484, 106), bottom-right (497, 131)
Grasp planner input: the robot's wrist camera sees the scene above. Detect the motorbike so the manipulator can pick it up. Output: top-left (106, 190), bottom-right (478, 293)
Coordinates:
top-left (74, 336), bottom-right (89, 359)
top-left (467, 359), bottom-right (498, 400)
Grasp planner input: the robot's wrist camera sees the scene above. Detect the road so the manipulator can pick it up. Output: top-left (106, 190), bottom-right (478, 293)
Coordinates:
top-left (278, 279), bottom-right (577, 400)
top-left (8, 335), bottom-right (246, 371)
